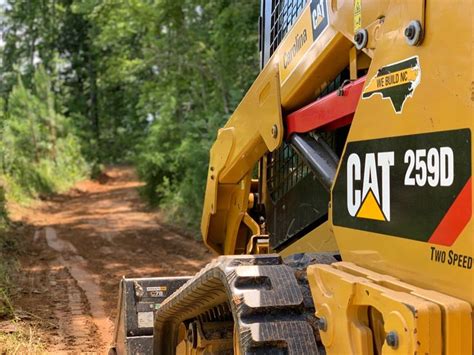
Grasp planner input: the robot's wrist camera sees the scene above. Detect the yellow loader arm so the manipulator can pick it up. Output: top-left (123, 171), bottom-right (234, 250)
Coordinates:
top-left (113, 1), bottom-right (474, 354)
top-left (199, 0), bottom-right (399, 256)
top-left (200, 58), bottom-right (283, 255)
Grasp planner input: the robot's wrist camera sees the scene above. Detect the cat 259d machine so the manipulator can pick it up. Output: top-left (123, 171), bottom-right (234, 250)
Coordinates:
top-left (111, 0), bottom-right (473, 353)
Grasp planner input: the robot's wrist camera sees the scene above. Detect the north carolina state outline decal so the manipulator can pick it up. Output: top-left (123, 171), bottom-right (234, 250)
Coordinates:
top-left (362, 56), bottom-right (421, 114)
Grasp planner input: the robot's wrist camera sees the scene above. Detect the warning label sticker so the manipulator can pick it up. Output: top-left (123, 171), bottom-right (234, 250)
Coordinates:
top-left (362, 56), bottom-right (421, 113)
top-left (147, 286), bottom-right (167, 298)
top-left (353, 0), bottom-right (362, 31)
top-left (137, 312), bottom-right (154, 328)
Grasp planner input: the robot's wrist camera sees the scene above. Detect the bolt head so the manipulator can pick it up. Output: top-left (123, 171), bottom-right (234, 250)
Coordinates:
top-left (271, 124), bottom-right (278, 138)
top-left (354, 32), bottom-right (362, 44)
top-left (404, 20), bottom-right (423, 46)
top-left (354, 29), bottom-right (368, 50)
top-left (405, 26), bottom-right (415, 40)
top-left (317, 317), bottom-right (327, 332)
top-left (386, 331), bottom-right (399, 348)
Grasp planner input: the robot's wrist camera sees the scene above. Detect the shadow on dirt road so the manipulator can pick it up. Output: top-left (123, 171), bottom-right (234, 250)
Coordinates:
top-left (8, 167), bottom-right (212, 353)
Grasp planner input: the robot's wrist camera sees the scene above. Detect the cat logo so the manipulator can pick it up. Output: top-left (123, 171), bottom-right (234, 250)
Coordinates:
top-left (347, 151), bottom-right (394, 221)
top-left (311, 1), bottom-right (325, 29)
top-left (333, 130), bottom-right (471, 245)
top-left (310, 0), bottom-right (328, 40)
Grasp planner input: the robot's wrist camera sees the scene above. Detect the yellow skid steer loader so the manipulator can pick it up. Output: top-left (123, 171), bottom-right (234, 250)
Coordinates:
top-left (111, 0), bottom-right (473, 353)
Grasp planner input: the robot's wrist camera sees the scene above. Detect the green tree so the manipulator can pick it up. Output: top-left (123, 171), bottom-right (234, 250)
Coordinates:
top-left (0, 67), bottom-right (87, 199)
top-left (132, 0), bottom-right (260, 230)
top-left (0, 0), bottom-right (260, 233)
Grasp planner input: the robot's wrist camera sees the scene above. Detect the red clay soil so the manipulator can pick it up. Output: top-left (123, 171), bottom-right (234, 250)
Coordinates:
top-left (7, 167), bottom-right (213, 353)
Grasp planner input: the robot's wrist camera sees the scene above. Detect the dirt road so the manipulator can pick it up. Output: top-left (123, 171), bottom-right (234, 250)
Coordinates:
top-left (8, 167), bottom-right (212, 353)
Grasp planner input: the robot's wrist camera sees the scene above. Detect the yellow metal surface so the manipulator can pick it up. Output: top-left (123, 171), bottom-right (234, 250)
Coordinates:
top-left (278, 4), bottom-right (351, 110)
top-left (175, 322), bottom-right (232, 354)
top-left (279, 222), bottom-right (338, 258)
top-left (194, 0), bottom-right (473, 353)
top-left (275, 0), bottom-right (394, 112)
top-left (246, 234), bottom-right (269, 254)
top-left (337, 262), bottom-right (473, 354)
top-left (278, 5), bottom-right (314, 83)
top-left (330, 0), bottom-right (474, 305)
top-left (201, 56), bottom-right (282, 255)
top-left (308, 262), bottom-right (472, 354)
top-left (329, 0), bottom-right (390, 58)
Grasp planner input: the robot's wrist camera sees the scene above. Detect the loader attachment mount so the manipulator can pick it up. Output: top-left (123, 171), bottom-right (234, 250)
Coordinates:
top-left (110, 276), bottom-right (191, 355)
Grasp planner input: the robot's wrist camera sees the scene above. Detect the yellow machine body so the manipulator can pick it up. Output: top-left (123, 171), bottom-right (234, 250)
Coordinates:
top-left (197, 0), bottom-right (473, 353)
top-left (328, 0), bottom-right (473, 305)
top-left (110, 1), bottom-right (472, 353)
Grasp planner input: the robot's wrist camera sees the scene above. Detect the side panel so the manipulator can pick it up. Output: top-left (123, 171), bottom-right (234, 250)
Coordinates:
top-left (331, 0), bottom-right (473, 304)
top-left (279, 222), bottom-right (338, 257)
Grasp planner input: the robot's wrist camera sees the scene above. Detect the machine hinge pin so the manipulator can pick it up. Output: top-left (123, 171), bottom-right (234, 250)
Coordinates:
top-left (386, 331), bottom-right (399, 349)
top-left (353, 29), bottom-right (368, 50)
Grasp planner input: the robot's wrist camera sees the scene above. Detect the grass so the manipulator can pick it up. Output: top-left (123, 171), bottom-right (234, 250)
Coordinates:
top-left (0, 159), bottom-right (89, 354)
top-left (0, 322), bottom-right (45, 354)
top-left (0, 230), bottom-right (45, 354)
top-left (0, 232), bottom-right (17, 319)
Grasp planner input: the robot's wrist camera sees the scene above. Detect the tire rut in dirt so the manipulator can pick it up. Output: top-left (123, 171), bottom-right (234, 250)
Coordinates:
top-left (49, 260), bottom-right (99, 351)
top-left (14, 227), bottom-right (102, 352)
top-left (44, 226), bottom-right (114, 348)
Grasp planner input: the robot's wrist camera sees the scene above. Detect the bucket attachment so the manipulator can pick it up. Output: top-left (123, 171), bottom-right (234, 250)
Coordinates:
top-left (110, 276), bottom-right (191, 355)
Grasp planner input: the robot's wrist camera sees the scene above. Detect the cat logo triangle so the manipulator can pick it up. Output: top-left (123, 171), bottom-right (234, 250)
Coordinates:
top-left (356, 189), bottom-right (387, 221)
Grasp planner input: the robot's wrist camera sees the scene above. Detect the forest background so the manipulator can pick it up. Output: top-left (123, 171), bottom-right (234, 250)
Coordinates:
top-left (0, 0), bottom-right (260, 231)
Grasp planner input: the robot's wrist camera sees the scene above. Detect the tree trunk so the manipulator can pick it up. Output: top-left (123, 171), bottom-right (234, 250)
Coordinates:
top-left (87, 49), bottom-right (100, 143)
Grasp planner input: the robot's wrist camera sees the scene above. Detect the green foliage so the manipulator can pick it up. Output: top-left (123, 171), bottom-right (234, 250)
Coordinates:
top-left (0, 227), bottom-right (44, 353)
top-left (131, 1), bottom-right (260, 230)
top-left (0, 67), bottom-right (88, 202)
top-left (0, 0), bottom-right (260, 233)
top-left (65, 0), bottom-right (260, 230)
top-left (0, 225), bottom-right (20, 320)
top-left (0, 186), bottom-right (8, 230)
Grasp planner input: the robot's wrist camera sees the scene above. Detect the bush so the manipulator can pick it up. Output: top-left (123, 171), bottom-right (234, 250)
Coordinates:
top-left (0, 227), bottom-right (19, 320)
top-left (135, 1), bottom-right (259, 233)
top-left (0, 67), bottom-right (88, 202)
top-left (0, 185), bottom-right (8, 229)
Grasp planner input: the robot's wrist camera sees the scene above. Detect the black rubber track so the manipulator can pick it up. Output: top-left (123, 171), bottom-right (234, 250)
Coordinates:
top-left (153, 254), bottom-right (333, 354)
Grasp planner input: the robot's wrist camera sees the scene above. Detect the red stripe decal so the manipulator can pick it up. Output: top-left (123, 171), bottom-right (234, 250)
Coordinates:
top-left (428, 177), bottom-right (472, 246)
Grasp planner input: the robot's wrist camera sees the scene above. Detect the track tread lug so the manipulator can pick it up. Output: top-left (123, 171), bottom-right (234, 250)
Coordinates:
top-left (154, 254), bottom-right (331, 354)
